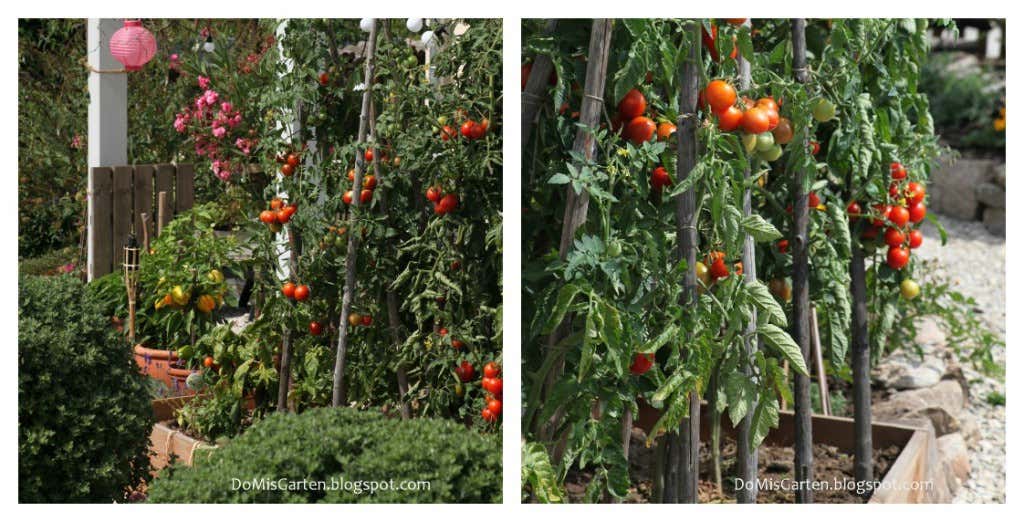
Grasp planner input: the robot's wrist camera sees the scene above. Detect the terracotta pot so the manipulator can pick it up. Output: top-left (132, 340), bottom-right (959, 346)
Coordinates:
top-left (134, 345), bottom-right (178, 389)
top-left (167, 366), bottom-right (198, 397)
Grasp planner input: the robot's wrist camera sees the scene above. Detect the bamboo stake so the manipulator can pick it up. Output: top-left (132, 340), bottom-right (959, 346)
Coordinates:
top-left (810, 304), bottom-right (830, 415)
top-left (790, 17), bottom-right (815, 504)
top-left (535, 19), bottom-right (613, 443)
top-left (666, 19), bottom-right (702, 504)
top-left (735, 18), bottom-right (760, 504)
top-left (521, 20), bottom-right (558, 147)
top-left (332, 20), bottom-right (378, 407)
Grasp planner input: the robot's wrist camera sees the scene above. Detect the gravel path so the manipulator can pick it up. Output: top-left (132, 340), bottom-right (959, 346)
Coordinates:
top-left (916, 212), bottom-right (1005, 503)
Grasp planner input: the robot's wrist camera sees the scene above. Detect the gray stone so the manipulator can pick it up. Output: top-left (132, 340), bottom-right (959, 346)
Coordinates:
top-left (983, 207), bottom-right (1005, 236)
top-left (929, 156), bottom-right (995, 220)
top-left (873, 351), bottom-right (945, 390)
top-left (914, 316), bottom-right (948, 347)
top-left (873, 380), bottom-right (966, 436)
top-left (991, 163), bottom-right (1005, 188)
top-left (957, 411), bottom-right (982, 444)
top-left (938, 433), bottom-right (972, 492)
top-left (974, 182), bottom-right (1005, 209)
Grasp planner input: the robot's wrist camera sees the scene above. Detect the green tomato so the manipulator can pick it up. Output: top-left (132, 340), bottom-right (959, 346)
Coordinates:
top-left (741, 133), bottom-right (757, 153)
top-left (758, 144), bottom-right (783, 162)
top-left (900, 279), bottom-right (920, 300)
top-left (755, 132), bottom-right (775, 152)
top-left (405, 55), bottom-right (419, 68)
top-left (606, 240), bottom-right (622, 257)
top-left (437, 115), bottom-right (448, 126)
top-left (812, 98), bottom-right (836, 122)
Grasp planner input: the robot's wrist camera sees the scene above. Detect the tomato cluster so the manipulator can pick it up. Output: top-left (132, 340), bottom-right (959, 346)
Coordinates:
top-left (425, 186), bottom-right (459, 215)
top-left (280, 281), bottom-right (310, 302)
top-left (347, 312), bottom-right (374, 328)
top-left (275, 150), bottom-right (303, 177)
top-left (629, 353), bottom-right (654, 375)
top-left (611, 88), bottom-right (676, 146)
top-left (480, 362), bottom-right (503, 423)
top-left (342, 163), bottom-right (378, 206)
top-left (849, 161), bottom-right (928, 272)
top-left (258, 198), bottom-right (298, 233)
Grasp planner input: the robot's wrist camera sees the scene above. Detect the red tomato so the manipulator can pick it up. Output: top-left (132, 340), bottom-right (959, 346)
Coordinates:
top-left (908, 229), bottom-right (924, 249)
top-left (318, 72), bottom-right (329, 86)
top-left (286, 154), bottom-right (300, 168)
top-left (710, 258), bottom-right (730, 279)
top-left (363, 175), bottom-right (377, 190)
top-left (618, 88), bottom-right (648, 120)
top-left (651, 166), bottom-right (671, 189)
top-left (276, 209), bottom-right (290, 224)
top-left (488, 377), bottom-right (503, 396)
top-left (203, 356), bottom-right (214, 368)
top-left (905, 182), bottom-right (926, 205)
top-left (451, 339), bottom-right (465, 350)
top-left (847, 201), bottom-right (862, 219)
top-left (629, 353), bottom-right (654, 375)
top-left (861, 224), bottom-right (880, 240)
top-left (364, 149), bottom-right (374, 162)
top-left (293, 284), bottom-right (310, 301)
top-left (483, 362), bottom-right (500, 379)
top-left (440, 125), bottom-right (456, 141)
top-left (810, 140), bottom-right (821, 155)
top-left (808, 192), bottom-right (821, 208)
top-left (470, 121), bottom-right (487, 140)
top-left (426, 186), bottom-right (441, 202)
top-left (487, 398), bottom-right (502, 416)
top-left (439, 327), bottom-right (449, 336)
top-left (456, 361), bottom-right (475, 383)
top-left (270, 198), bottom-right (284, 210)
top-left (886, 246), bottom-right (910, 270)
top-left (777, 239), bottom-right (789, 253)
top-left (872, 204), bottom-right (891, 227)
top-left (259, 210), bottom-right (276, 224)
top-left (309, 321), bottom-right (323, 336)
top-left (908, 202), bottom-right (926, 224)
top-left (482, 408), bottom-right (498, 423)
top-left (282, 282), bottom-right (296, 299)
top-left (460, 120), bottom-right (478, 139)
top-left (439, 193), bottom-right (459, 214)
top-left (360, 189), bottom-right (373, 204)
top-left (281, 163), bottom-right (295, 177)
top-left (889, 182), bottom-right (900, 198)
top-left (657, 121), bottom-right (677, 141)
top-left (884, 227), bottom-right (905, 248)
top-left (701, 24), bottom-right (722, 63)
top-left (741, 106), bottom-right (771, 134)
top-left (888, 206), bottom-right (910, 228)
top-left (705, 79), bottom-right (737, 114)
top-left (624, 116), bottom-right (656, 145)
top-left (343, 191), bottom-right (353, 205)
top-left (890, 162), bottom-right (907, 180)
top-left (717, 105), bottom-right (744, 132)
top-left (361, 314), bottom-right (372, 326)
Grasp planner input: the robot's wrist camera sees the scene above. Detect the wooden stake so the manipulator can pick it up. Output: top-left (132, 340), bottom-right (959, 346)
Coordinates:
top-left (790, 17), bottom-right (815, 504)
top-left (810, 304), bottom-right (831, 416)
top-left (521, 20), bottom-right (558, 147)
top-left (850, 240), bottom-right (873, 485)
top-left (332, 20), bottom-right (378, 407)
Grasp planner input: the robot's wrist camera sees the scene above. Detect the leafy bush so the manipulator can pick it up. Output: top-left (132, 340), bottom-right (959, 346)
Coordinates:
top-left (147, 407), bottom-right (501, 503)
top-left (19, 274), bottom-right (153, 502)
top-left (920, 52), bottom-right (1005, 149)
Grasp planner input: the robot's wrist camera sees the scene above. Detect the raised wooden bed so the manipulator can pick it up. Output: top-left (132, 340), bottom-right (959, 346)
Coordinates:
top-left (636, 402), bottom-right (940, 503)
top-left (149, 396), bottom-right (215, 471)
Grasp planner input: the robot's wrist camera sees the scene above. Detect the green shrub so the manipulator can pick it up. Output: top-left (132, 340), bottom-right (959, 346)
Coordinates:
top-left (920, 52), bottom-right (1005, 149)
top-left (147, 407), bottom-right (502, 503)
top-left (19, 274), bottom-right (153, 502)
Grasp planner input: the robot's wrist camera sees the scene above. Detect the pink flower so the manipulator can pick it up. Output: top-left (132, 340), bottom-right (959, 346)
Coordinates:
top-left (220, 102), bottom-right (233, 113)
top-left (174, 117), bottom-right (187, 133)
top-left (71, 134), bottom-right (83, 149)
top-left (198, 75), bottom-right (210, 89)
top-left (170, 53), bottom-right (179, 63)
top-left (203, 90), bottom-right (219, 106)
top-left (212, 125), bottom-right (227, 139)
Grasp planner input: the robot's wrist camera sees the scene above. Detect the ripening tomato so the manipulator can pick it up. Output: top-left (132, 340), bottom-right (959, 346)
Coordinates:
top-left (483, 362), bottom-right (500, 379)
top-left (286, 154), bottom-right (300, 168)
top-left (203, 356), bottom-right (214, 368)
top-left (908, 229), bottom-right (924, 249)
top-left (451, 339), bottom-right (465, 350)
top-left (270, 198), bottom-right (284, 210)
top-left (777, 239), bottom-right (789, 253)
top-left (772, 117), bottom-right (794, 145)
top-left (630, 353), bottom-right (654, 375)
top-left (439, 327), bottom-right (449, 336)
top-left (812, 98), bottom-right (836, 122)
top-left (891, 162), bottom-right (907, 180)
top-left (905, 182), bottom-right (926, 205)
top-left (701, 24), bottom-right (722, 62)
top-left (318, 71), bottom-right (329, 86)
top-left (348, 313), bottom-right (362, 327)
top-left (908, 202), bottom-right (926, 223)
top-left (363, 175), bottom-right (377, 190)
top-left (281, 163), bottom-right (295, 177)
top-left (282, 282), bottom-right (296, 299)
top-left (886, 246), bottom-right (910, 270)
top-left (884, 227), bottom-right (906, 248)
top-left (710, 257), bottom-right (730, 279)
top-left (618, 88), bottom-right (647, 120)
top-left (364, 149), bottom-right (374, 162)
top-left (810, 140), bottom-right (821, 155)
top-left (705, 80), bottom-right (737, 114)
top-left (309, 321), bottom-right (323, 336)
top-left (276, 208), bottom-right (291, 224)
top-left (343, 191), bottom-right (354, 205)
top-left (888, 205), bottom-right (910, 227)
top-left (360, 189), bottom-right (373, 204)
top-left (624, 116), bottom-right (657, 144)
top-left (717, 105), bottom-right (744, 132)
top-left (482, 408), bottom-right (498, 423)
top-left (657, 121), bottom-right (677, 141)
top-left (651, 166), bottom-right (671, 189)
top-left (439, 193), bottom-right (459, 214)
top-left (426, 186), bottom-right (441, 202)
top-left (260, 210), bottom-right (276, 224)
top-left (900, 279), bottom-right (920, 300)
top-left (440, 125), bottom-right (456, 141)
top-left (293, 284), bottom-right (310, 301)
top-left (741, 106), bottom-right (771, 134)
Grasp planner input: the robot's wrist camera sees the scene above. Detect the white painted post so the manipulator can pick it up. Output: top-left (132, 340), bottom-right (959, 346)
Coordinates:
top-left (87, 18), bottom-right (128, 281)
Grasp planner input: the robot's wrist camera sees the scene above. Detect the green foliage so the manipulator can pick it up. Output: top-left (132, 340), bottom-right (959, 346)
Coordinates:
top-left (522, 441), bottom-right (565, 503)
top-left (147, 407), bottom-right (501, 503)
top-left (19, 274), bottom-right (153, 502)
top-left (985, 391), bottom-right (1005, 406)
top-left (920, 52), bottom-right (1005, 149)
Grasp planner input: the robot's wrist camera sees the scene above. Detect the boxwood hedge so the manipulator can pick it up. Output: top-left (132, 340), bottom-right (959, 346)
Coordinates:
top-left (19, 274), bottom-right (153, 502)
top-left (147, 407), bottom-right (502, 503)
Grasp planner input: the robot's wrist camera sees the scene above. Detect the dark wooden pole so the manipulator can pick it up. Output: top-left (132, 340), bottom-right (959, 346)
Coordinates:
top-left (332, 20), bottom-right (377, 407)
top-left (666, 19), bottom-right (701, 504)
top-left (790, 17), bottom-right (814, 504)
top-left (735, 19), bottom-right (759, 504)
top-left (521, 20), bottom-right (558, 147)
top-left (535, 19), bottom-right (613, 443)
top-left (850, 237), bottom-right (873, 488)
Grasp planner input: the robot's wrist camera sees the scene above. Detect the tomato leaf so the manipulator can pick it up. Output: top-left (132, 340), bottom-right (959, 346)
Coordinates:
top-left (745, 280), bottom-right (787, 327)
top-left (749, 393), bottom-right (780, 451)
top-left (725, 372), bottom-right (758, 427)
top-left (542, 283), bottom-right (582, 334)
top-left (740, 214), bottom-right (783, 243)
top-left (758, 323), bottom-right (809, 376)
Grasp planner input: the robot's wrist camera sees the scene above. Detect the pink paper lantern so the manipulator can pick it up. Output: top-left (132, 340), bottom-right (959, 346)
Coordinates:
top-left (109, 19), bottom-right (157, 71)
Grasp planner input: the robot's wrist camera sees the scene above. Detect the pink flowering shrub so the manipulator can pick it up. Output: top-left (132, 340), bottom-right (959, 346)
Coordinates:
top-left (173, 76), bottom-right (254, 181)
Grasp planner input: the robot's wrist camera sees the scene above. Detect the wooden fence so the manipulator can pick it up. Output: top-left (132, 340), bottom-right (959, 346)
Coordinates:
top-left (87, 163), bottom-right (194, 280)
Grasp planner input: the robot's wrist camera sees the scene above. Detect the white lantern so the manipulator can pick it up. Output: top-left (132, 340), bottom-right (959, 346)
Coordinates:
top-left (421, 30), bottom-right (435, 46)
top-left (359, 18), bottom-right (375, 33)
top-left (406, 18), bottom-right (424, 33)
top-left (203, 36), bottom-right (216, 53)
